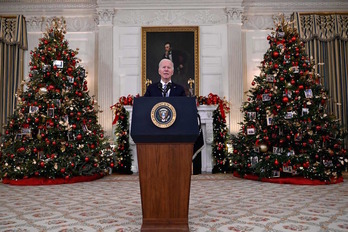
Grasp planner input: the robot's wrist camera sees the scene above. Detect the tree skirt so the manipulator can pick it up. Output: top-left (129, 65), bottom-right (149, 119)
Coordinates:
top-left (2, 173), bottom-right (104, 186)
top-left (233, 172), bottom-right (343, 185)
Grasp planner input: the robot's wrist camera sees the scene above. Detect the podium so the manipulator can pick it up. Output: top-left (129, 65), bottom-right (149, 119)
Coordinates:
top-left (131, 97), bottom-right (199, 232)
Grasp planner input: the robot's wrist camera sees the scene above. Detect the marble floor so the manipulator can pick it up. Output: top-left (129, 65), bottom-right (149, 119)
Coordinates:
top-left (0, 174), bottom-right (348, 232)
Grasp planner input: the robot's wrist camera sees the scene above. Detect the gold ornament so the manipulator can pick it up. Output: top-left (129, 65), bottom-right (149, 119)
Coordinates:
top-left (285, 82), bottom-right (292, 89)
top-left (39, 87), bottom-right (48, 95)
top-left (259, 143), bottom-right (268, 153)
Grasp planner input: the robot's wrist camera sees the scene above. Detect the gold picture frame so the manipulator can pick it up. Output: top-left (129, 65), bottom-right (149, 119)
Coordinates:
top-left (141, 26), bottom-right (199, 96)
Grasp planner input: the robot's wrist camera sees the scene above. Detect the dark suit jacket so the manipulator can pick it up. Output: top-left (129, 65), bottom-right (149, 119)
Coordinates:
top-left (144, 82), bottom-right (186, 97)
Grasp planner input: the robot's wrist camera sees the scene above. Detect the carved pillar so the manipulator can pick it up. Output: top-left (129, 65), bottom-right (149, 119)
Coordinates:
top-left (96, 9), bottom-right (115, 138)
top-left (197, 105), bottom-right (216, 172)
top-left (225, 8), bottom-right (244, 134)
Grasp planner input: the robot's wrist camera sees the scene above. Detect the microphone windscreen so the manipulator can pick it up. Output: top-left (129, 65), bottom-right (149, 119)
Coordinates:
top-left (167, 82), bottom-right (172, 89)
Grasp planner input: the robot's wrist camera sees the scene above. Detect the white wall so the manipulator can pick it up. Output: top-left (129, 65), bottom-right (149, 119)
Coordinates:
top-left (243, 30), bottom-right (271, 100)
top-left (113, 26), bottom-right (141, 102)
top-left (200, 25), bottom-right (229, 97)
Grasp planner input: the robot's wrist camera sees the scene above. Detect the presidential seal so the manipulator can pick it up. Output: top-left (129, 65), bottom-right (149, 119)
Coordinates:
top-left (151, 102), bottom-right (176, 128)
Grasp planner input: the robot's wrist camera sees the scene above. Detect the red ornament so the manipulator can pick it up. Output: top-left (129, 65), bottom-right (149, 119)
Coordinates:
top-left (76, 134), bottom-right (82, 140)
top-left (48, 85), bottom-right (55, 91)
top-left (85, 157), bottom-right (89, 162)
top-left (274, 159), bottom-right (279, 166)
top-left (282, 96), bottom-right (289, 103)
top-left (272, 51), bottom-right (279, 59)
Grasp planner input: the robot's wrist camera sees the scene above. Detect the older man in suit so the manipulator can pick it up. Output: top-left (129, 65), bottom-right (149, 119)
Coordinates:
top-left (144, 58), bottom-right (203, 174)
top-left (144, 58), bottom-right (186, 97)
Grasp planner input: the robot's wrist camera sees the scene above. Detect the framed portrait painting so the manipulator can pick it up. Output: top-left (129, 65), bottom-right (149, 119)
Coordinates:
top-left (141, 26), bottom-right (199, 96)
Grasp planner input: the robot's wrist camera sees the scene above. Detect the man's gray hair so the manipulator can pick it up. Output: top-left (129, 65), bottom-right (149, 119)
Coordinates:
top-left (159, 58), bottom-right (174, 70)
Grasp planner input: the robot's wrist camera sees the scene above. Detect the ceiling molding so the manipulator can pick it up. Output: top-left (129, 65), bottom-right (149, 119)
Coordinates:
top-left (0, 0), bottom-right (347, 19)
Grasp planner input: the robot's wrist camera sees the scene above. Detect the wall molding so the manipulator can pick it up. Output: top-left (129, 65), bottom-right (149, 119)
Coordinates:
top-left (114, 9), bottom-right (227, 26)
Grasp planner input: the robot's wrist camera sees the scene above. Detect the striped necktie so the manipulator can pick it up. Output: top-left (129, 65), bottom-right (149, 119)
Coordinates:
top-left (163, 83), bottom-right (167, 97)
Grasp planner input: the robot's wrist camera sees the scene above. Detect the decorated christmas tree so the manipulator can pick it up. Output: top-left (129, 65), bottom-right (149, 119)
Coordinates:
top-left (231, 16), bottom-right (347, 182)
top-left (111, 101), bottom-right (133, 174)
top-left (0, 18), bottom-right (114, 182)
top-left (209, 94), bottom-right (230, 173)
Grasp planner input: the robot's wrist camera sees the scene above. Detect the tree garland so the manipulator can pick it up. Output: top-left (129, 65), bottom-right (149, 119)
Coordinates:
top-left (197, 93), bottom-right (231, 173)
top-left (110, 94), bottom-right (138, 174)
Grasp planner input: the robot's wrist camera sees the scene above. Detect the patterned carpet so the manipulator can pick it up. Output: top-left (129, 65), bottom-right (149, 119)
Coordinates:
top-left (0, 174), bottom-right (348, 232)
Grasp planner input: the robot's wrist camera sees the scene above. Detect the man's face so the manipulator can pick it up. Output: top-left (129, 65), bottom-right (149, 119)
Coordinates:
top-left (158, 59), bottom-right (174, 83)
top-left (164, 44), bottom-right (171, 52)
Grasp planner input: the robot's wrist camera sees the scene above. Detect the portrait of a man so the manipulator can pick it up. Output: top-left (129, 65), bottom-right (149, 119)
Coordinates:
top-left (142, 26), bottom-right (199, 96)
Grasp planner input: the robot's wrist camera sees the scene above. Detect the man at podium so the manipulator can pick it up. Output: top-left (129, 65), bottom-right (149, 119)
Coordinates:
top-left (144, 58), bottom-right (186, 97)
top-left (143, 58), bottom-right (204, 175)
top-left (133, 58), bottom-right (203, 231)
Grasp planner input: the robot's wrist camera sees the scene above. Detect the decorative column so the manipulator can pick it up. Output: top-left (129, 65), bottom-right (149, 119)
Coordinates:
top-left (197, 105), bottom-right (217, 172)
top-left (96, 9), bottom-right (115, 139)
top-left (225, 8), bottom-right (244, 134)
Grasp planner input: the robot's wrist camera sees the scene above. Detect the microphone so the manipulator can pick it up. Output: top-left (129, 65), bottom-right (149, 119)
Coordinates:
top-left (157, 82), bottom-right (163, 91)
top-left (163, 82), bottom-right (172, 96)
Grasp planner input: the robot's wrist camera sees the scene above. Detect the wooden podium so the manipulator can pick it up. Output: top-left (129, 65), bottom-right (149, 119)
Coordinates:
top-left (131, 97), bottom-right (199, 232)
